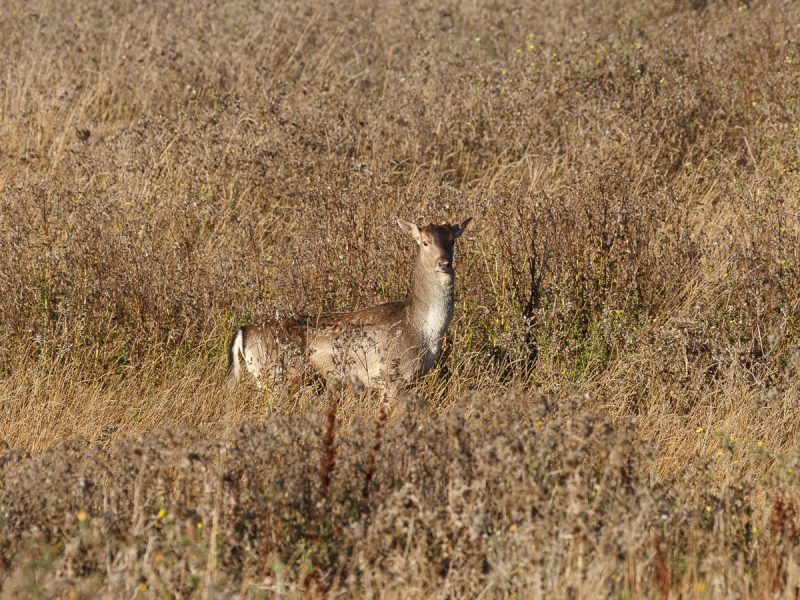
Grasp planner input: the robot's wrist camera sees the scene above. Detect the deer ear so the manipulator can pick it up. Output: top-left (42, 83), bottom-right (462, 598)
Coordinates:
top-left (451, 217), bottom-right (472, 238)
top-left (397, 218), bottom-right (421, 243)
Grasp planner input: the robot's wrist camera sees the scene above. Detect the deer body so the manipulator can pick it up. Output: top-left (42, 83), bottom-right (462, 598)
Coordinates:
top-left (227, 218), bottom-right (470, 396)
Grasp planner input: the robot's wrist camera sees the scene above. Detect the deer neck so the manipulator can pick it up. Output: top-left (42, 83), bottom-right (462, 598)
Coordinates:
top-left (406, 260), bottom-right (454, 347)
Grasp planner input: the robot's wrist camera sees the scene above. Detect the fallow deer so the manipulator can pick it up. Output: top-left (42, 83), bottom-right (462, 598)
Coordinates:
top-left (226, 218), bottom-right (471, 398)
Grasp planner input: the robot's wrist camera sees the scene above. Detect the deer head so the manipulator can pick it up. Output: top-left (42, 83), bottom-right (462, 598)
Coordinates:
top-left (397, 218), bottom-right (471, 279)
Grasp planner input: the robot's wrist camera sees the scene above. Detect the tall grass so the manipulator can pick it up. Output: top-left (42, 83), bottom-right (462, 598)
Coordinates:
top-left (1, 0), bottom-right (799, 595)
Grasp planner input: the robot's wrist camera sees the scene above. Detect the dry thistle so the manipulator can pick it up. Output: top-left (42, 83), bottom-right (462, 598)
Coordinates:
top-left (319, 389), bottom-right (339, 503)
top-left (258, 504), bottom-right (272, 578)
top-left (362, 399), bottom-right (389, 501)
top-left (761, 492), bottom-right (799, 594)
top-left (652, 534), bottom-right (669, 600)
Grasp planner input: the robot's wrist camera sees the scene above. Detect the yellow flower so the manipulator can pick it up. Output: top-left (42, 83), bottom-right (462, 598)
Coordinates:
top-left (705, 505), bottom-right (712, 512)
top-left (696, 427), bottom-right (703, 433)
top-left (509, 524), bottom-right (517, 532)
top-left (154, 553), bottom-right (163, 565)
top-left (756, 440), bottom-right (764, 448)
top-left (535, 420), bottom-right (543, 429)
top-left (77, 510), bottom-right (88, 523)
top-left (157, 508), bottom-right (167, 519)
top-left (196, 522), bottom-right (203, 530)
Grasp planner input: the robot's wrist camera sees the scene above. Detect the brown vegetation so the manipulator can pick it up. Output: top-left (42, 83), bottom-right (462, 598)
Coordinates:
top-left (0, 0), bottom-right (799, 596)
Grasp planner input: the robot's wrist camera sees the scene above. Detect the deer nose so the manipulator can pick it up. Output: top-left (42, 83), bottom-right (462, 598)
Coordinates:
top-left (437, 258), bottom-right (451, 270)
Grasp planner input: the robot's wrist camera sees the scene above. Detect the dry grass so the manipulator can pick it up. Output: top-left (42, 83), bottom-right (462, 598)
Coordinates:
top-left (1, 0), bottom-right (800, 596)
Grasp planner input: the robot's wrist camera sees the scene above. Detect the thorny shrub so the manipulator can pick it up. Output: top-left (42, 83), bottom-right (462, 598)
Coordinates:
top-left (0, 392), bottom-right (788, 597)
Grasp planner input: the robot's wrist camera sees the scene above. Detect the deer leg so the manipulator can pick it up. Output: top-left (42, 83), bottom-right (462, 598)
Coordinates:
top-left (383, 383), bottom-right (402, 404)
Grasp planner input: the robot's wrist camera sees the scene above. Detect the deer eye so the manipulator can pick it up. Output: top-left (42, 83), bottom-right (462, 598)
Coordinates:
top-left (422, 240), bottom-right (429, 247)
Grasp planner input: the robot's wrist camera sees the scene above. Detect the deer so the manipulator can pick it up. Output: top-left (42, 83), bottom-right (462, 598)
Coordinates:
top-left (226, 217), bottom-right (471, 399)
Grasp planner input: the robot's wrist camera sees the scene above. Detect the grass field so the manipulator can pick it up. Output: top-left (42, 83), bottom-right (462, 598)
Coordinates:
top-left (1, 0), bottom-right (800, 596)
